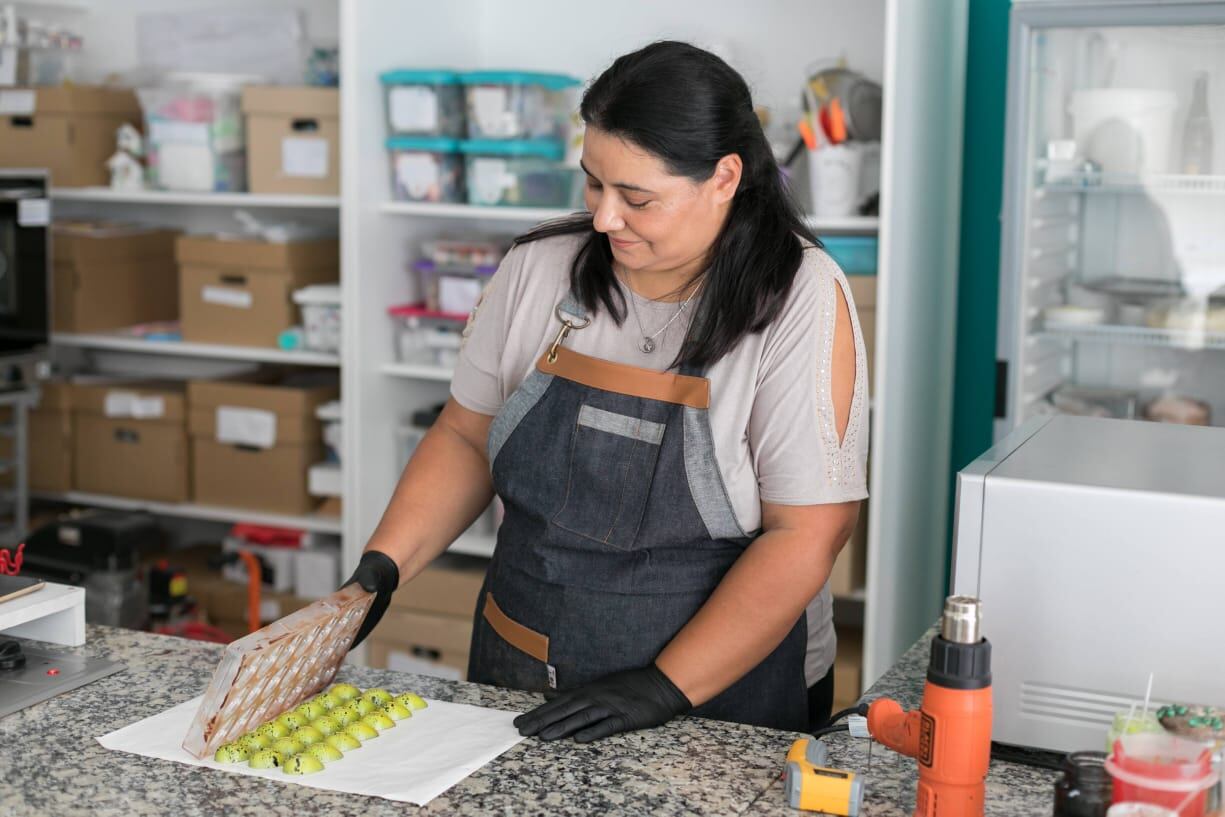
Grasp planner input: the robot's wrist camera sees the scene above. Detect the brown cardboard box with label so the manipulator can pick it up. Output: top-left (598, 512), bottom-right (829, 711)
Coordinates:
top-left (73, 382), bottom-right (189, 502)
top-left (176, 234), bottom-right (338, 347)
top-left (847, 275), bottom-right (876, 392)
top-left (368, 608), bottom-right (473, 680)
top-left (0, 86), bottom-right (141, 187)
top-left (53, 223), bottom-right (179, 333)
top-left (188, 375), bottom-right (338, 514)
top-left (242, 87), bottom-right (339, 196)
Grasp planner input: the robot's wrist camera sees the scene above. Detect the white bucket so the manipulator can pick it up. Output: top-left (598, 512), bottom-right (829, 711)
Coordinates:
top-left (1069, 89), bottom-right (1177, 174)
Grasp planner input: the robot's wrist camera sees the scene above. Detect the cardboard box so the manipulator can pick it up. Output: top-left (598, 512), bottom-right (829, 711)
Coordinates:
top-left (832, 628), bottom-right (864, 710)
top-left (242, 86), bottom-right (339, 196)
top-left (0, 86), bottom-right (142, 187)
top-left (199, 574), bottom-right (315, 639)
top-left (188, 376), bottom-right (338, 514)
top-left (30, 382), bottom-right (74, 492)
top-left (52, 223), bottom-right (179, 333)
top-left (176, 234), bottom-right (339, 347)
top-left (368, 607), bottom-right (474, 680)
top-left (72, 382), bottom-right (189, 502)
top-left (389, 558), bottom-right (487, 619)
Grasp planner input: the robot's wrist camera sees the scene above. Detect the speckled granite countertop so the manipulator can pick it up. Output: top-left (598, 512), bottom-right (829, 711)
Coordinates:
top-left (1, 625), bottom-right (799, 816)
top-left (0, 625), bottom-right (1057, 816)
top-left (748, 626), bottom-right (1059, 816)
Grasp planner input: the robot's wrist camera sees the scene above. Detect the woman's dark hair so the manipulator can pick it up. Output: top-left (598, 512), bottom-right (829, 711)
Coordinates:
top-left (514, 40), bottom-right (820, 369)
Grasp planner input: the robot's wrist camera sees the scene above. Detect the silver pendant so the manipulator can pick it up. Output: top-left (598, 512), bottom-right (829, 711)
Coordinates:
top-left (640, 337), bottom-right (656, 353)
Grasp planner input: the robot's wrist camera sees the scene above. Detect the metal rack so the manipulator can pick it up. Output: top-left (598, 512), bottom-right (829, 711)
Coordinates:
top-left (0, 386), bottom-right (40, 545)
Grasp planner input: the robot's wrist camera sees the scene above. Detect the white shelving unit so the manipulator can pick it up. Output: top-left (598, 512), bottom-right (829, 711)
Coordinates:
top-left (51, 187), bottom-right (340, 208)
top-left (52, 333), bottom-right (341, 366)
top-left (32, 491), bottom-right (343, 534)
top-left (18, 0), bottom-right (964, 691)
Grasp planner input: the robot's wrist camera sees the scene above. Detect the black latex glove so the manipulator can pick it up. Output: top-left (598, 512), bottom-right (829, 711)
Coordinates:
top-left (341, 550), bottom-right (399, 650)
top-left (513, 664), bottom-right (692, 743)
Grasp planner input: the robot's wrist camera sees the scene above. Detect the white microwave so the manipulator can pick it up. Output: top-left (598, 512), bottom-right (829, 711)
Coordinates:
top-left (951, 414), bottom-right (1225, 752)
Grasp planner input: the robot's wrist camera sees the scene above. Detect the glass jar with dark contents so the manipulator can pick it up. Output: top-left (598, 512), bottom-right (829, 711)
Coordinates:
top-left (1054, 751), bottom-right (1112, 817)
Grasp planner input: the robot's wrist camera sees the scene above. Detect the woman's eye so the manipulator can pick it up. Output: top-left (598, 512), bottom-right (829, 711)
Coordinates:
top-left (585, 178), bottom-right (602, 190)
top-left (626, 199), bottom-right (650, 209)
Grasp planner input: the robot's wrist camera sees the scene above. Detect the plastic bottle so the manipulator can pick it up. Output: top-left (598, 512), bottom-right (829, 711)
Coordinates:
top-left (1180, 73), bottom-right (1214, 175)
top-left (1055, 751), bottom-right (1113, 817)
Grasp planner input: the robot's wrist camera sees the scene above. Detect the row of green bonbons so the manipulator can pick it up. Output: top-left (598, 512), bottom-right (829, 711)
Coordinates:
top-left (213, 684), bottom-right (428, 774)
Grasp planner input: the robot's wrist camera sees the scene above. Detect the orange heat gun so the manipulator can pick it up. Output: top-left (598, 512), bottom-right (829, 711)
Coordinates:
top-left (867, 596), bottom-right (993, 817)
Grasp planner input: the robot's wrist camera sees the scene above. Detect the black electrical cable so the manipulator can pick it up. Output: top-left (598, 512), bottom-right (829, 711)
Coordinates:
top-left (809, 722), bottom-right (850, 740)
top-left (825, 702), bottom-right (870, 728)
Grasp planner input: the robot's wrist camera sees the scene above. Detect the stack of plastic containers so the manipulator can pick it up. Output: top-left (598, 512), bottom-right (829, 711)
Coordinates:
top-left (381, 67), bottom-right (580, 207)
top-left (138, 74), bottom-right (252, 192)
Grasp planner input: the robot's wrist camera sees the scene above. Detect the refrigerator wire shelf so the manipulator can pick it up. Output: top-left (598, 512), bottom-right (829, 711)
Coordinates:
top-left (1040, 323), bottom-right (1225, 351)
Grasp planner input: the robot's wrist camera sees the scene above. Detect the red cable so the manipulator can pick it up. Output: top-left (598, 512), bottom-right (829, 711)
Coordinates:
top-left (0, 542), bottom-right (23, 576)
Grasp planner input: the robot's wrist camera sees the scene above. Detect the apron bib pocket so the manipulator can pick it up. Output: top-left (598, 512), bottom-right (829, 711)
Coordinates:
top-left (552, 403), bottom-right (665, 549)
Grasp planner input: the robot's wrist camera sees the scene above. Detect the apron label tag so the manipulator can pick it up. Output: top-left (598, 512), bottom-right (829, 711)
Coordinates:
top-left (547, 664), bottom-right (557, 689)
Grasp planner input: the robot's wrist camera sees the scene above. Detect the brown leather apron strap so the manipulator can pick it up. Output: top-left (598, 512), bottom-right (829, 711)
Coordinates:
top-left (537, 346), bottom-right (710, 409)
top-left (483, 593), bottom-right (550, 663)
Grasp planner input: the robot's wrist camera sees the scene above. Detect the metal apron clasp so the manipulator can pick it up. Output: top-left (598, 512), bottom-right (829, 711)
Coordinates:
top-left (547, 304), bottom-right (591, 363)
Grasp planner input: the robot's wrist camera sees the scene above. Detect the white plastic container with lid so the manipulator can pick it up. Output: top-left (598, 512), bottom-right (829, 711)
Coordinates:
top-left (459, 139), bottom-right (578, 208)
top-left (388, 304), bottom-right (466, 367)
top-left (460, 70), bottom-right (580, 140)
top-left (386, 136), bottom-right (464, 203)
top-left (137, 72), bottom-right (256, 191)
top-left (292, 283), bottom-right (341, 353)
top-left (380, 69), bottom-right (465, 137)
top-left (413, 259), bottom-right (497, 315)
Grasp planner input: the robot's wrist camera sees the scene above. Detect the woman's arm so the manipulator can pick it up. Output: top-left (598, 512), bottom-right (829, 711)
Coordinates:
top-left (656, 500), bottom-right (858, 704)
top-left (364, 398), bottom-right (495, 584)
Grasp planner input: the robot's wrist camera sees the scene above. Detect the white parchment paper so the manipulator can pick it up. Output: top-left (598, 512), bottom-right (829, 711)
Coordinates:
top-left (97, 695), bottom-right (526, 805)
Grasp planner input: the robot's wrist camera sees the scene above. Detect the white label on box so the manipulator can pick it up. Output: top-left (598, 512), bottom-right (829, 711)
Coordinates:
top-left (470, 86), bottom-right (510, 136)
top-left (202, 285), bottom-right (253, 309)
top-left (0, 49), bottom-right (19, 89)
top-left (395, 153), bottom-right (439, 200)
top-left (468, 158), bottom-right (513, 205)
top-left (281, 137), bottom-right (328, 178)
top-left (386, 649), bottom-right (463, 682)
top-left (438, 276), bottom-right (484, 315)
top-left (104, 391), bottom-right (166, 419)
top-left (17, 198), bottom-right (50, 227)
top-left (0, 88), bottom-right (36, 115)
top-left (388, 86), bottom-right (438, 132)
top-left (216, 406), bottom-right (277, 449)
top-left (148, 120), bottom-right (210, 146)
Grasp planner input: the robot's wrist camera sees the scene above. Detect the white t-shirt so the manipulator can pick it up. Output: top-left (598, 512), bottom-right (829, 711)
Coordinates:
top-left (451, 232), bottom-right (869, 684)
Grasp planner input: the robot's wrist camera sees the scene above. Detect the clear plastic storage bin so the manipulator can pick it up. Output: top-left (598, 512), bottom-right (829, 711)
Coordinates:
top-left (460, 70), bottom-right (579, 140)
top-left (137, 74), bottom-right (252, 192)
top-left (387, 136), bottom-right (464, 203)
top-left (292, 284), bottom-right (341, 353)
top-left (413, 259), bottom-right (496, 315)
top-left (422, 238), bottom-right (507, 268)
top-left (460, 139), bottom-right (576, 207)
top-left (389, 304), bottom-right (466, 367)
top-left (380, 69), bottom-right (465, 137)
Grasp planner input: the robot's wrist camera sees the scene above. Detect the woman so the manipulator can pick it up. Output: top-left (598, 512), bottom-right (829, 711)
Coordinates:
top-left (345, 41), bottom-right (868, 741)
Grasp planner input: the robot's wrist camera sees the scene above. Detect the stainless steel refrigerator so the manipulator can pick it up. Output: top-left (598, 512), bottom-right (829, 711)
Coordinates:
top-left (996, 1), bottom-right (1225, 439)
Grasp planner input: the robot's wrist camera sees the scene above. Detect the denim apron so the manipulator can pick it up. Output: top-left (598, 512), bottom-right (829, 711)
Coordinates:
top-left (467, 296), bottom-right (808, 731)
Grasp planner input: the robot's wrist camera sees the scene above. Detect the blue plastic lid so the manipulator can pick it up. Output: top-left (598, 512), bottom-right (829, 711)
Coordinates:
top-left (380, 69), bottom-right (462, 86)
top-left (460, 70), bottom-right (580, 91)
top-left (459, 139), bottom-right (565, 160)
top-left (386, 136), bottom-right (462, 152)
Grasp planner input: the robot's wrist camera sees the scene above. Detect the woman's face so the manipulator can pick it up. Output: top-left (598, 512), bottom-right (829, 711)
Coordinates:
top-left (581, 126), bottom-right (741, 280)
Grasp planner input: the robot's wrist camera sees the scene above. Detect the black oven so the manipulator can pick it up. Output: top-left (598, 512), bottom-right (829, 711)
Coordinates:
top-left (0, 170), bottom-right (50, 356)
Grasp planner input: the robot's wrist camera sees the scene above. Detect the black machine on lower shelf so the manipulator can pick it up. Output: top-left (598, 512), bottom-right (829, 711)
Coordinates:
top-left (20, 510), bottom-right (160, 629)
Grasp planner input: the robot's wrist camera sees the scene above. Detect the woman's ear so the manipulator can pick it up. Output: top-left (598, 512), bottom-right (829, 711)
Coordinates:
top-left (709, 153), bottom-right (743, 205)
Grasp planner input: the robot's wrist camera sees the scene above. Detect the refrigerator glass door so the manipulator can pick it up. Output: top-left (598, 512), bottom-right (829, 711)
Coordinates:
top-left (1004, 9), bottom-right (1225, 434)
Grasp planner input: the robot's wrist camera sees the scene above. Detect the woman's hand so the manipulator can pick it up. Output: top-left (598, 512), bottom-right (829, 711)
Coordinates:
top-left (342, 550), bottom-right (400, 649)
top-left (513, 664), bottom-right (692, 742)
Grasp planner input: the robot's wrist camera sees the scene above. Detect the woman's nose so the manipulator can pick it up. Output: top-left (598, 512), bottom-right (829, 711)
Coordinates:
top-left (591, 197), bottom-right (625, 233)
